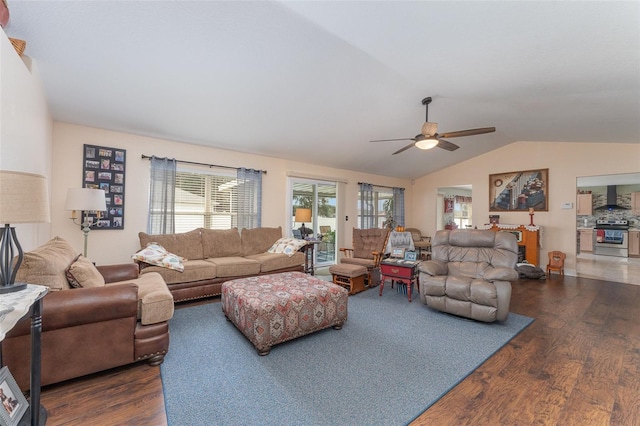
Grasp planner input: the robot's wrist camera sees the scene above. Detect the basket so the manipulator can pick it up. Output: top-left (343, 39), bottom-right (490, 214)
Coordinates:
top-left (9, 37), bottom-right (26, 56)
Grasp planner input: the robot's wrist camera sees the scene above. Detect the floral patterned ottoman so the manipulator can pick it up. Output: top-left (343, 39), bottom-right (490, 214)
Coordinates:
top-left (221, 272), bottom-right (348, 355)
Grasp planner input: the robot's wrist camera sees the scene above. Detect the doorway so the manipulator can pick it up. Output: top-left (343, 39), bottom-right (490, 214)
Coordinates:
top-left (437, 185), bottom-right (473, 230)
top-left (290, 179), bottom-right (337, 266)
top-left (576, 172), bottom-right (640, 285)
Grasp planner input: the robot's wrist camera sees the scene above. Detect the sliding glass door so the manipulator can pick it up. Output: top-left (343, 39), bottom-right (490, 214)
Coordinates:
top-left (290, 179), bottom-right (337, 265)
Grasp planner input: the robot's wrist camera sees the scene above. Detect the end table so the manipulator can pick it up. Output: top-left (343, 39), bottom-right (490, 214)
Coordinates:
top-left (379, 259), bottom-right (420, 302)
top-left (0, 284), bottom-right (48, 426)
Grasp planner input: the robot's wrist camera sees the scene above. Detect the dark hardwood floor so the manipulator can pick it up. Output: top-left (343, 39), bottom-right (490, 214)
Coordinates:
top-left (40, 275), bottom-right (640, 425)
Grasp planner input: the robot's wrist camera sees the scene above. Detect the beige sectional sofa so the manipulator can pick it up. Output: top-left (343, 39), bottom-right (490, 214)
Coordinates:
top-left (137, 227), bottom-right (306, 302)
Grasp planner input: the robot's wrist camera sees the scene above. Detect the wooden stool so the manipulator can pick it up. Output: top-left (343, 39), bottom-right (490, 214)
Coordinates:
top-left (546, 251), bottom-right (566, 276)
top-left (329, 264), bottom-right (367, 295)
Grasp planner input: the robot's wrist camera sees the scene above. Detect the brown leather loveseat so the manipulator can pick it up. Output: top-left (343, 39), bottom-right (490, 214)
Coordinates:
top-left (3, 237), bottom-right (173, 391)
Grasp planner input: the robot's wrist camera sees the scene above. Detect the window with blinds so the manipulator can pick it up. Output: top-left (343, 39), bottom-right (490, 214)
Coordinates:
top-left (175, 169), bottom-right (237, 233)
top-left (357, 187), bottom-right (394, 228)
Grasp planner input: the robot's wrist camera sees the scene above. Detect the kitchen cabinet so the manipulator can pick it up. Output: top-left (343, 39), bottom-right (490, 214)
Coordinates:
top-left (631, 192), bottom-right (640, 214)
top-left (629, 231), bottom-right (640, 257)
top-left (579, 229), bottom-right (593, 252)
top-left (576, 193), bottom-right (593, 216)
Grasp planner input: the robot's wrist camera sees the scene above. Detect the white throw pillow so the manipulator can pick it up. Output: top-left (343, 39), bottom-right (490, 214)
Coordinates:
top-left (132, 243), bottom-right (186, 272)
top-left (267, 237), bottom-right (307, 257)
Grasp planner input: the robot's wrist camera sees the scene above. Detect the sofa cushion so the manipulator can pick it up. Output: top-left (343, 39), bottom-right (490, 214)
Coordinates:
top-left (66, 255), bottom-right (105, 288)
top-left (241, 227), bottom-right (282, 256)
top-left (139, 259), bottom-right (216, 285)
top-left (267, 237), bottom-right (307, 257)
top-left (206, 257), bottom-right (261, 277)
top-left (202, 228), bottom-right (243, 258)
top-left (15, 236), bottom-right (78, 291)
top-left (138, 228), bottom-right (203, 260)
top-left (110, 272), bottom-right (174, 325)
top-left (340, 257), bottom-right (375, 269)
top-left (245, 252), bottom-right (305, 273)
top-left (132, 243), bottom-right (185, 272)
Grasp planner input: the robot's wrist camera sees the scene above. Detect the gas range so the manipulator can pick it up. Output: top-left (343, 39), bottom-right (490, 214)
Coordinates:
top-left (595, 219), bottom-right (629, 230)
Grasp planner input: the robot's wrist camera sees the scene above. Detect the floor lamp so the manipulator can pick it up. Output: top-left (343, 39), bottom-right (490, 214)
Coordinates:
top-left (0, 171), bottom-right (51, 294)
top-left (65, 188), bottom-right (107, 258)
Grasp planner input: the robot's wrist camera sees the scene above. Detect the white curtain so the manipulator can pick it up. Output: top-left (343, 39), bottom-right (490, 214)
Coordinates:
top-left (147, 156), bottom-right (176, 234)
top-left (235, 167), bottom-right (262, 229)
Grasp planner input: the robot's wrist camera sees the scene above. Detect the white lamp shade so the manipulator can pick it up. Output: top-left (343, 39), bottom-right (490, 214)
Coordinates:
top-left (0, 170), bottom-right (50, 224)
top-left (65, 188), bottom-right (107, 212)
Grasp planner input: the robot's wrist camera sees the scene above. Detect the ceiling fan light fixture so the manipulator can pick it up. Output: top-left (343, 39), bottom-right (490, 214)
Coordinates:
top-left (421, 122), bottom-right (438, 136)
top-left (415, 135), bottom-right (439, 150)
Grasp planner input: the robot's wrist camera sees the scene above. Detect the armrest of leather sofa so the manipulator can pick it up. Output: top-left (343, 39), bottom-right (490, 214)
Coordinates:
top-left (483, 266), bottom-right (519, 282)
top-left (418, 259), bottom-right (448, 276)
top-left (6, 283), bottom-right (139, 337)
top-left (97, 263), bottom-right (140, 283)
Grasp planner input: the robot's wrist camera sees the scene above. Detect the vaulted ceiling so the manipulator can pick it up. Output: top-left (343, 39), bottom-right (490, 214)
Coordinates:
top-left (5, 1), bottom-right (639, 179)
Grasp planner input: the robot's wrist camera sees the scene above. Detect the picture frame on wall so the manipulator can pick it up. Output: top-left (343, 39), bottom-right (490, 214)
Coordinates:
top-left (82, 144), bottom-right (126, 229)
top-left (0, 367), bottom-right (28, 426)
top-left (489, 168), bottom-right (549, 212)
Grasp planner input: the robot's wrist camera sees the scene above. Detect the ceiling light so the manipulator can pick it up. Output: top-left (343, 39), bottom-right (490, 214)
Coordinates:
top-left (414, 135), bottom-right (439, 150)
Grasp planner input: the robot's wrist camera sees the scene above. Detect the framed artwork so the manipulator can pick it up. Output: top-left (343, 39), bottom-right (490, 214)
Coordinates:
top-left (489, 168), bottom-right (549, 212)
top-left (82, 144), bottom-right (126, 229)
top-left (404, 251), bottom-right (418, 261)
top-left (391, 248), bottom-right (405, 258)
top-left (0, 367), bottom-right (28, 426)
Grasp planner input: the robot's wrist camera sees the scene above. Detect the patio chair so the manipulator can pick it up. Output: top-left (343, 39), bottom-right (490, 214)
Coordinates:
top-left (317, 229), bottom-right (335, 262)
top-left (339, 228), bottom-right (390, 286)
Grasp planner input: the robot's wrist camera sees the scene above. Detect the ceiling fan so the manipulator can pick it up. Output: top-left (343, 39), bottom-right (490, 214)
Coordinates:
top-left (370, 97), bottom-right (496, 155)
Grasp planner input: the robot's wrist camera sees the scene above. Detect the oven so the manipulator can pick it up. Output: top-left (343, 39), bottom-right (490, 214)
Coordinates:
top-left (593, 219), bottom-right (629, 257)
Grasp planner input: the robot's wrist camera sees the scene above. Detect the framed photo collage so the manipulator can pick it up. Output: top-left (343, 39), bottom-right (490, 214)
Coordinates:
top-left (82, 144), bottom-right (126, 230)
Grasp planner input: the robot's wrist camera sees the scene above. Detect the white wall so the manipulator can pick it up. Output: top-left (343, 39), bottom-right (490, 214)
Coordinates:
top-left (51, 122), bottom-right (411, 264)
top-left (411, 141), bottom-right (640, 274)
top-left (0, 29), bottom-right (52, 251)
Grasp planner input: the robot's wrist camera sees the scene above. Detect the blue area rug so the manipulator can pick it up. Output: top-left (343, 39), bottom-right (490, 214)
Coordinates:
top-left (161, 286), bottom-right (533, 425)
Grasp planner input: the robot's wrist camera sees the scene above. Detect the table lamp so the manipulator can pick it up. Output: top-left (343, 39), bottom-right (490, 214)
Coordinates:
top-left (294, 208), bottom-right (312, 237)
top-left (0, 171), bottom-right (51, 293)
top-left (65, 188), bottom-right (107, 257)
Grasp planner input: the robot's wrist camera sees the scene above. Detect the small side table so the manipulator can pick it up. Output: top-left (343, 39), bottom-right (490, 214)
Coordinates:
top-left (0, 284), bottom-right (48, 426)
top-left (302, 241), bottom-right (321, 275)
top-left (379, 259), bottom-right (420, 302)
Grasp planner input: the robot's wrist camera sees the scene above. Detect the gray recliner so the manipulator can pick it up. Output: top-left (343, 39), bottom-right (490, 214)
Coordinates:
top-left (418, 229), bottom-right (518, 322)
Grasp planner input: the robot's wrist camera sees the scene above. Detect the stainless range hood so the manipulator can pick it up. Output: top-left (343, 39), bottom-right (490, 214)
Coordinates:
top-left (594, 185), bottom-right (628, 210)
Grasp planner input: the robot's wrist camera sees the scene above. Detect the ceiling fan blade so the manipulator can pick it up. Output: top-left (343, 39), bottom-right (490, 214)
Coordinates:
top-left (438, 127), bottom-right (496, 139)
top-left (436, 138), bottom-right (459, 151)
top-left (370, 137), bottom-right (414, 143)
top-left (392, 142), bottom-right (417, 155)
